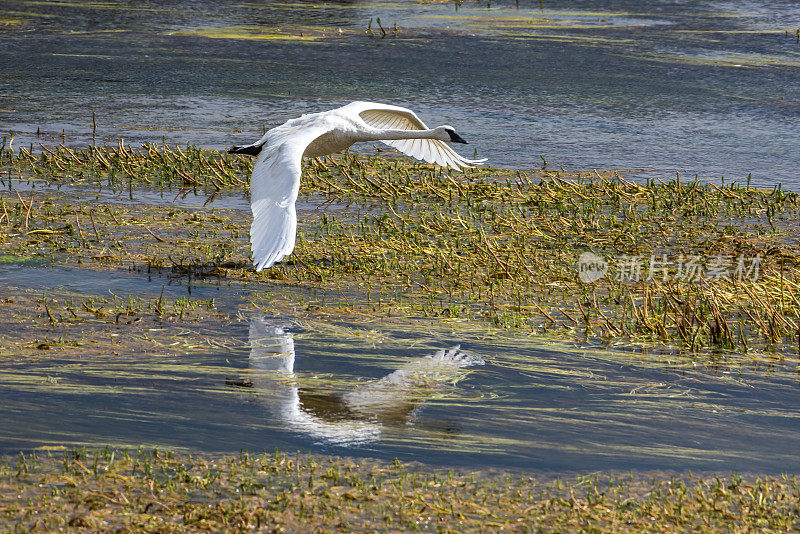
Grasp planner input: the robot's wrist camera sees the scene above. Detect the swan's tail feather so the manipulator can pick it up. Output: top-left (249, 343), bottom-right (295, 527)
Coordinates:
top-left (229, 144), bottom-right (263, 156)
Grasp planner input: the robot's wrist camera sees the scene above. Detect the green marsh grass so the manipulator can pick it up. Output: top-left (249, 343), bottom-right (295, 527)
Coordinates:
top-left (2, 141), bottom-right (799, 354)
top-left (2, 447), bottom-right (799, 532)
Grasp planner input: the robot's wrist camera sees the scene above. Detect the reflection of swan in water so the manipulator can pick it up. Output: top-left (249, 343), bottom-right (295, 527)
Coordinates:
top-left (248, 318), bottom-right (484, 446)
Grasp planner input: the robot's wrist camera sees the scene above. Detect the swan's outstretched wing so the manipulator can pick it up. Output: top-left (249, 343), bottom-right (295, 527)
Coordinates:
top-left (341, 345), bottom-right (484, 419)
top-left (341, 101), bottom-right (486, 170)
top-left (249, 125), bottom-right (331, 271)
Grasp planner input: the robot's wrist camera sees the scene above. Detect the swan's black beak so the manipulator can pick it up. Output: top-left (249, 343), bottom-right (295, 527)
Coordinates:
top-left (447, 131), bottom-right (468, 144)
top-left (228, 144), bottom-right (263, 156)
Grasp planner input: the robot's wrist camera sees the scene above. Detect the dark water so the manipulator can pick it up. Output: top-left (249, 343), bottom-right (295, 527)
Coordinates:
top-left (2, 262), bottom-right (800, 474)
top-left (2, 0), bottom-right (800, 186)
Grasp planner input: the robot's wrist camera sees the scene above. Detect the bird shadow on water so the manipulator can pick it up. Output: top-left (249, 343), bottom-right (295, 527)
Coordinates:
top-left (238, 317), bottom-right (485, 448)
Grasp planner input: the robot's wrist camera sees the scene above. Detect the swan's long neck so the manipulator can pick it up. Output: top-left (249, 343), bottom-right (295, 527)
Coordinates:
top-left (356, 128), bottom-right (441, 142)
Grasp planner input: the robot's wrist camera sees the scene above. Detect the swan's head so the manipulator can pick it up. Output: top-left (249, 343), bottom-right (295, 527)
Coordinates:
top-left (437, 126), bottom-right (468, 144)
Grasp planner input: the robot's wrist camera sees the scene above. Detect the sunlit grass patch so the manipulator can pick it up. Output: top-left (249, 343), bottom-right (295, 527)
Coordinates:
top-left (1, 447), bottom-right (799, 532)
top-left (2, 141), bottom-right (800, 355)
top-left (168, 25), bottom-right (330, 42)
top-left (617, 51), bottom-right (800, 68)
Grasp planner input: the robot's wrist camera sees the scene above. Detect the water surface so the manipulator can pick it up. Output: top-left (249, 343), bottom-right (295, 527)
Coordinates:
top-left (1, 0), bottom-right (799, 186)
top-left (1, 263), bottom-right (799, 474)
top-left (2, 0), bottom-right (800, 475)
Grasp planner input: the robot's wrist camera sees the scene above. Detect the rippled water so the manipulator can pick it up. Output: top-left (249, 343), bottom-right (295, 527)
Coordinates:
top-left (2, 0), bottom-right (800, 186)
top-left (2, 0), bottom-right (800, 474)
top-left (0, 260), bottom-right (799, 474)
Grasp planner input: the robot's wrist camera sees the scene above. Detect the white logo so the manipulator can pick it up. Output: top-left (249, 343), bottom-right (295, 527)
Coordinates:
top-left (577, 252), bottom-right (607, 283)
top-left (576, 252), bottom-right (761, 284)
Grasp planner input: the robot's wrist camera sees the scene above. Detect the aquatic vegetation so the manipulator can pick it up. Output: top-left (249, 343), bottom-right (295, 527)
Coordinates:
top-left (618, 50), bottom-right (800, 69)
top-left (0, 286), bottom-right (229, 362)
top-left (168, 25), bottom-right (329, 42)
top-left (1, 447), bottom-right (799, 532)
top-left (2, 142), bottom-right (800, 355)
top-left (0, 135), bottom-right (798, 534)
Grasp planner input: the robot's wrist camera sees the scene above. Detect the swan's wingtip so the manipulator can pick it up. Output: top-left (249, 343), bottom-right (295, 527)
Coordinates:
top-left (459, 158), bottom-right (488, 170)
top-left (253, 256), bottom-right (273, 272)
top-left (253, 251), bottom-right (290, 272)
top-left (425, 345), bottom-right (484, 367)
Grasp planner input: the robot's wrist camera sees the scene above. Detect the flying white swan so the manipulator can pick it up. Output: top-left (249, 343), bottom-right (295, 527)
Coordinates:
top-left (228, 101), bottom-right (487, 271)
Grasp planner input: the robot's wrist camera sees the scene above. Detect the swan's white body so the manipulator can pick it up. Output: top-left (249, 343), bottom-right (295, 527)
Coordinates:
top-left (231, 101), bottom-right (486, 271)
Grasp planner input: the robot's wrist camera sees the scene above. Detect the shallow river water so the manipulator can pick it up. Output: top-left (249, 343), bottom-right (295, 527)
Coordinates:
top-left (1, 258), bottom-right (799, 474)
top-left (2, 0), bottom-right (800, 474)
top-left (2, 0), bottom-right (800, 186)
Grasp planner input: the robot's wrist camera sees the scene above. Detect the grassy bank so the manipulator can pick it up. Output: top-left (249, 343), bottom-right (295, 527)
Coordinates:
top-left (2, 447), bottom-right (799, 532)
